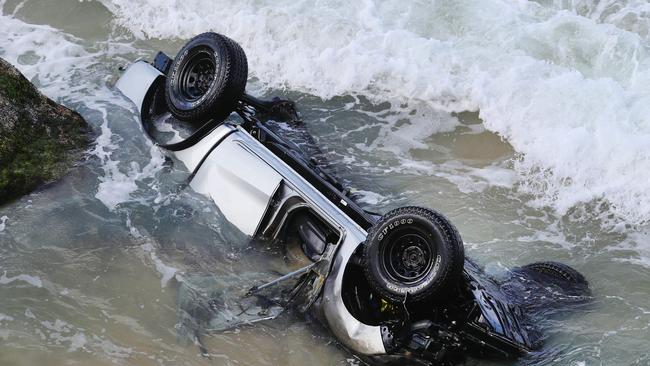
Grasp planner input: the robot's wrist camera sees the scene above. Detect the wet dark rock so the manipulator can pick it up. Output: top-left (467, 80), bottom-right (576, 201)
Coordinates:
top-left (0, 57), bottom-right (90, 204)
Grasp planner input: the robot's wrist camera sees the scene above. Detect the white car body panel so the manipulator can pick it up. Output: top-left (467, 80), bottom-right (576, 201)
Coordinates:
top-left (116, 60), bottom-right (387, 355)
top-left (115, 60), bottom-right (162, 113)
top-left (188, 133), bottom-right (282, 236)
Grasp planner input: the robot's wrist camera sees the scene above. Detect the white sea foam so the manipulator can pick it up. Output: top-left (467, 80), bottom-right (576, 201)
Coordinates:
top-left (0, 16), bottom-right (87, 88)
top-left (39, 319), bottom-right (93, 353)
top-left (93, 113), bottom-right (166, 211)
top-left (142, 243), bottom-right (178, 287)
top-left (0, 6), bottom-right (165, 213)
top-left (353, 190), bottom-right (386, 206)
top-left (0, 216), bottom-right (7, 232)
top-left (432, 162), bottom-right (518, 194)
top-left (100, 0), bottom-right (650, 225)
top-left (0, 271), bottom-right (43, 288)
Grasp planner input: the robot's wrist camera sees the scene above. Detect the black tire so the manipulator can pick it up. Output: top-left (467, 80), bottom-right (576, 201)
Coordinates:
top-left (363, 206), bottom-right (465, 303)
top-left (521, 261), bottom-right (588, 287)
top-left (165, 32), bottom-right (248, 123)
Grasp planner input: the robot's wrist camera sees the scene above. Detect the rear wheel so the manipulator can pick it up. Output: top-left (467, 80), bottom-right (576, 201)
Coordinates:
top-left (363, 206), bottom-right (465, 303)
top-left (165, 32), bottom-right (248, 124)
top-left (521, 261), bottom-right (588, 287)
top-left (509, 261), bottom-right (591, 308)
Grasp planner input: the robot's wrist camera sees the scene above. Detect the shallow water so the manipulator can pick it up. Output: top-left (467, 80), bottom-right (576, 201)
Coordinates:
top-left (1, 0), bottom-right (650, 365)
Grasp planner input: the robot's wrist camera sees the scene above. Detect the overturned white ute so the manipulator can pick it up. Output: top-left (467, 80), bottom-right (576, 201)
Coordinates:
top-left (117, 33), bottom-right (591, 365)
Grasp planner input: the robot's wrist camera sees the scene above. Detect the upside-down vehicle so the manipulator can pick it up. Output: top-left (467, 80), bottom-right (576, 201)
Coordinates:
top-left (116, 33), bottom-right (590, 365)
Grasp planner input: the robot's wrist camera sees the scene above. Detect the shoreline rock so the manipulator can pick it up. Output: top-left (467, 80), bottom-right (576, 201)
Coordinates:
top-left (0, 57), bottom-right (91, 204)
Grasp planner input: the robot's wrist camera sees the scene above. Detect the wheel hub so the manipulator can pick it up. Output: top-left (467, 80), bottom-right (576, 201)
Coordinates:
top-left (384, 233), bottom-right (435, 284)
top-left (178, 50), bottom-right (216, 101)
top-left (402, 246), bottom-right (426, 269)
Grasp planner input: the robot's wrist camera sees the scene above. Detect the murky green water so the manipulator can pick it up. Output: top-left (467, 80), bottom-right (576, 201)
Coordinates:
top-left (1, 1), bottom-right (650, 365)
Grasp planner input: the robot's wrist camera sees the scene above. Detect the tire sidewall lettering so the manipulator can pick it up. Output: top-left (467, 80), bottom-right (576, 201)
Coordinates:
top-left (377, 216), bottom-right (415, 242)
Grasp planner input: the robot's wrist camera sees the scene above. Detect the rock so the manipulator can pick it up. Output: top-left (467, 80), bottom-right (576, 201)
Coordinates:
top-left (0, 57), bottom-right (90, 204)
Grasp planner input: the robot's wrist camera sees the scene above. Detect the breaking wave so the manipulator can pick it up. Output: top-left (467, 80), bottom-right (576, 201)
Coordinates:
top-left (101, 0), bottom-right (650, 225)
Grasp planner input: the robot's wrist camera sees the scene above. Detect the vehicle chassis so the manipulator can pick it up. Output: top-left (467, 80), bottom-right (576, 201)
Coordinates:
top-left (116, 52), bottom-right (585, 365)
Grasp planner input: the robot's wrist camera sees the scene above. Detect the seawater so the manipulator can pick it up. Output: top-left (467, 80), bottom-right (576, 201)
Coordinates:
top-left (0, 0), bottom-right (649, 365)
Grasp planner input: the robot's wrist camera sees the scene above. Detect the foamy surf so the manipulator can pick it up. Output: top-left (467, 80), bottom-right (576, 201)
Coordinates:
top-left (101, 0), bottom-right (650, 226)
top-left (0, 5), bottom-right (167, 213)
top-left (1, 2), bottom-right (650, 364)
top-left (0, 271), bottom-right (43, 288)
top-left (0, 216), bottom-right (7, 232)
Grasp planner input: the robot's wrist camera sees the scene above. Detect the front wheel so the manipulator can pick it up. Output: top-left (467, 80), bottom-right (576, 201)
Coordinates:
top-left (165, 32), bottom-right (248, 124)
top-left (363, 206), bottom-right (465, 303)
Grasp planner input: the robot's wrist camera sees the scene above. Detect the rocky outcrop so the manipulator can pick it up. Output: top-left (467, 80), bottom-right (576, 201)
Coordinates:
top-left (0, 57), bottom-right (90, 204)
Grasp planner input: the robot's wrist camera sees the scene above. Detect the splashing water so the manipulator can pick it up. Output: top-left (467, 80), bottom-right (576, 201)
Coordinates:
top-left (100, 0), bottom-right (650, 225)
top-left (1, 0), bottom-right (650, 365)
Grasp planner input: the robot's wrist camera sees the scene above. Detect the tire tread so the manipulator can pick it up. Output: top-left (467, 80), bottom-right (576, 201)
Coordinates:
top-left (363, 206), bottom-right (465, 303)
top-left (165, 32), bottom-right (248, 123)
top-left (521, 261), bottom-right (587, 286)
